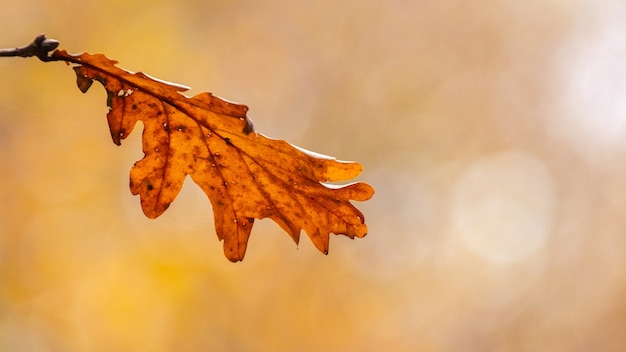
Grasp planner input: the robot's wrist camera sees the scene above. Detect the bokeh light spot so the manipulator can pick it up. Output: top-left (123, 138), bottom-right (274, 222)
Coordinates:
top-left (451, 150), bottom-right (556, 264)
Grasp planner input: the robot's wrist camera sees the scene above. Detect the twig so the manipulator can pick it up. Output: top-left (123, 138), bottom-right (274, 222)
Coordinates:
top-left (0, 34), bottom-right (60, 62)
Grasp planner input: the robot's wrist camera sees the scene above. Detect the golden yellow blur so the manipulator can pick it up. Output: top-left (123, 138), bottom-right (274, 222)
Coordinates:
top-left (2, 0), bottom-right (626, 351)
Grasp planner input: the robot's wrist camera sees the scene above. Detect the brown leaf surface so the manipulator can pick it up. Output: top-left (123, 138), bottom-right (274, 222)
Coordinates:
top-left (51, 50), bottom-right (374, 261)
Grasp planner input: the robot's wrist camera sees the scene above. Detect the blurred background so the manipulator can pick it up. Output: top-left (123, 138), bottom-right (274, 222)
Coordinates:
top-left (2, 0), bottom-right (626, 350)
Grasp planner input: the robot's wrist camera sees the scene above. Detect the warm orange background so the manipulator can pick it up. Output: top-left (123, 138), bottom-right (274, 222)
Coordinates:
top-left (2, 1), bottom-right (626, 351)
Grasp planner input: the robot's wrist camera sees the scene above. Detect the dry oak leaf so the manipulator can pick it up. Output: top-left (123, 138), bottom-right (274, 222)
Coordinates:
top-left (50, 49), bottom-right (374, 262)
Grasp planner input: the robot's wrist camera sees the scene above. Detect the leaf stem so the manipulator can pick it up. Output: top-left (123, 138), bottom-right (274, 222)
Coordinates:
top-left (0, 34), bottom-right (60, 62)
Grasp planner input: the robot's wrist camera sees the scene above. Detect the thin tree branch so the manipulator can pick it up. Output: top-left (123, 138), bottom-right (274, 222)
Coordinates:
top-left (0, 34), bottom-right (60, 62)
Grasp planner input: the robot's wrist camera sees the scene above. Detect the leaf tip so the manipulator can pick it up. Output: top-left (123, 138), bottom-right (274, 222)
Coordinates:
top-left (224, 246), bottom-right (246, 262)
top-left (357, 182), bottom-right (375, 201)
top-left (73, 69), bottom-right (93, 93)
top-left (111, 128), bottom-right (127, 146)
top-left (227, 256), bottom-right (243, 263)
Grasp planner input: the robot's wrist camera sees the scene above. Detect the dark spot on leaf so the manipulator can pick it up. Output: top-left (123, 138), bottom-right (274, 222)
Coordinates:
top-left (95, 77), bottom-right (108, 87)
top-left (132, 104), bottom-right (137, 110)
top-left (147, 183), bottom-right (154, 191)
top-left (224, 137), bottom-right (232, 146)
top-left (242, 117), bottom-right (254, 134)
top-left (105, 90), bottom-right (114, 108)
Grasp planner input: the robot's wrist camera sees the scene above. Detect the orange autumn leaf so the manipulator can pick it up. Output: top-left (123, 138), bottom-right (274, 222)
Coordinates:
top-left (47, 49), bottom-right (374, 262)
